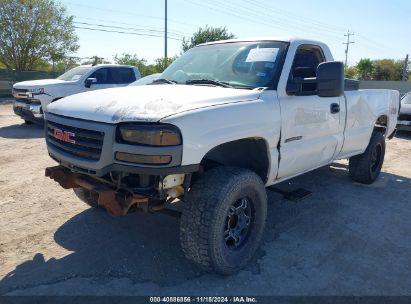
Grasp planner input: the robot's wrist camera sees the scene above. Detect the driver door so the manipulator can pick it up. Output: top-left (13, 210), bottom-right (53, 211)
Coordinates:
top-left (277, 45), bottom-right (342, 179)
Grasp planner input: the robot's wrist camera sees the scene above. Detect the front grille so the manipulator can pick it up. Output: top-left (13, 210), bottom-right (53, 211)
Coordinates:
top-left (13, 88), bottom-right (28, 93)
top-left (47, 121), bottom-right (104, 161)
top-left (398, 113), bottom-right (411, 121)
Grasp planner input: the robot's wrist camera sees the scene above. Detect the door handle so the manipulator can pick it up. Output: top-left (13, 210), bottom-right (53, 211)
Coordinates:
top-left (330, 103), bottom-right (340, 114)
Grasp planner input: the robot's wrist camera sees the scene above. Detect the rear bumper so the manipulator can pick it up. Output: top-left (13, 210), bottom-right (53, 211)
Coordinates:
top-left (397, 120), bottom-right (411, 132)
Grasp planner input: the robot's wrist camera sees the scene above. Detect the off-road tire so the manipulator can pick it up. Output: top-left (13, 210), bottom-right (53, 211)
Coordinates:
top-left (73, 187), bottom-right (99, 208)
top-left (180, 167), bottom-right (267, 275)
top-left (349, 131), bottom-right (385, 184)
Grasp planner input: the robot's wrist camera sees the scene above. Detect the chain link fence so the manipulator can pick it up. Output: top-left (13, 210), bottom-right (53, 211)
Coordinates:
top-left (359, 80), bottom-right (411, 97)
top-left (0, 69), bottom-right (57, 97)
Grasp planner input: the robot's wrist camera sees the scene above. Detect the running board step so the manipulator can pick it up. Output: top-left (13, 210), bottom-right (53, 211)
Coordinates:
top-left (268, 187), bottom-right (312, 202)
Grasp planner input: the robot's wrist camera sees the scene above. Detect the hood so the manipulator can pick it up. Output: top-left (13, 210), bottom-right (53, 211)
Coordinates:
top-left (13, 79), bottom-right (68, 88)
top-left (47, 85), bottom-right (261, 123)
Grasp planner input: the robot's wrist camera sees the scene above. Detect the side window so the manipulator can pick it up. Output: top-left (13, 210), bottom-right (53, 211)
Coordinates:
top-left (111, 68), bottom-right (137, 84)
top-left (89, 68), bottom-right (110, 84)
top-left (289, 46), bottom-right (325, 94)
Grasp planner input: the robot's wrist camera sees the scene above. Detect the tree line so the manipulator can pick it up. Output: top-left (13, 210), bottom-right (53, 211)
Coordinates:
top-left (345, 58), bottom-right (409, 81)
top-left (73, 26), bottom-right (235, 76)
top-left (0, 0), bottom-right (236, 76)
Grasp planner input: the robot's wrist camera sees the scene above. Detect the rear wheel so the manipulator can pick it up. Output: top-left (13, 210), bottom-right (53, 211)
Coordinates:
top-left (349, 131), bottom-right (385, 184)
top-left (73, 188), bottom-right (99, 208)
top-left (180, 167), bottom-right (267, 275)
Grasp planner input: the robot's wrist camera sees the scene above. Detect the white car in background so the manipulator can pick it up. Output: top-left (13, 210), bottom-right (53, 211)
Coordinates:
top-left (12, 64), bottom-right (141, 124)
top-left (398, 92), bottom-right (411, 131)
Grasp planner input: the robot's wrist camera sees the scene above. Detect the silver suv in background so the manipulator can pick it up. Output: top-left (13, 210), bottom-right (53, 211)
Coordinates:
top-left (129, 73), bottom-right (160, 86)
top-left (398, 92), bottom-right (411, 131)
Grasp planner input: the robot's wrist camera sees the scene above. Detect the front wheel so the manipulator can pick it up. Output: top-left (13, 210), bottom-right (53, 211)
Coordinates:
top-left (349, 131), bottom-right (385, 184)
top-left (180, 167), bottom-right (267, 275)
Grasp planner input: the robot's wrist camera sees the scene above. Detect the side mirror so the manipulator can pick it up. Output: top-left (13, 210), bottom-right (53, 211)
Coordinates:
top-left (316, 61), bottom-right (344, 97)
top-left (85, 78), bottom-right (97, 88)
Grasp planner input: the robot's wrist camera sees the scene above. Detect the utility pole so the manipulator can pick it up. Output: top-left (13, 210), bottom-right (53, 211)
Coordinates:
top-left (402, 54), bottom-right (409, 81)
top-left (343, 30), bottom-right (355, 69)
top-left (164, 0), bottom-right (168, 58)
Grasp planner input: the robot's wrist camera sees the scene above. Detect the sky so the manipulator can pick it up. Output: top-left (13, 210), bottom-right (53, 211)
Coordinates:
top-left (62, 0), bottom-right (410, 66)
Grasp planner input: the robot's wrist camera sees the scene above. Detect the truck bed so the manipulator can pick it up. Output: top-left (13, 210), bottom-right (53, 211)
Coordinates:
top-left (338, 89), bottom-right (399, 158)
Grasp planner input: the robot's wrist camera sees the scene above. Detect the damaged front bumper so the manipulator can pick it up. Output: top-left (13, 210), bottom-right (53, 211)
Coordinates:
top-left (44, 113), bottom-right (199, 215)
top-left (46, 165), bottom-right (150, 215)
top-left (45, 165), bottom-right (194, 216)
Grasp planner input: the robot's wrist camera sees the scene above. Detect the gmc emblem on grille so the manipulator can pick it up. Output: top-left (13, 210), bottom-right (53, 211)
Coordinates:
top-left (53, 128), bottom-right (75, 144)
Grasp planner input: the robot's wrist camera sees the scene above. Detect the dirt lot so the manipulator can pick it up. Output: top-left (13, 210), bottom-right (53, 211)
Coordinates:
top-left (0, 102), bottom-right (410, 296)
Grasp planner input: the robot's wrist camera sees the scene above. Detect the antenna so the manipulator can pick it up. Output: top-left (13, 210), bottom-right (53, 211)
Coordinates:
top-left (402, 54), bottom-right (409, 81)
top-left (164, 0), bottom-right (168, 58)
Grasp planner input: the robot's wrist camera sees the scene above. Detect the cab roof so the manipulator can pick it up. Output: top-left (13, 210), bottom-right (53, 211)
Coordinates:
top-left (197, 37), bottom-right (324, 47)
top-left (79, 64), bottom-right (137, 69)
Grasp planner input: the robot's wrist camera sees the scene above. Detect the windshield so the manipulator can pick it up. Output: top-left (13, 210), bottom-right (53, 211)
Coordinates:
top-left (57, 66), bottom-right (92, 81)
top-left (160, 41), bottom-right (288, 89)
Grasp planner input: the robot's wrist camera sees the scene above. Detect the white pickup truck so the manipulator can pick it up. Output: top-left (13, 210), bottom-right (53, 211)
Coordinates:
top-left (44, 37), bottom-right (399, 275)
top-left (12, 64), bottom-right (140, 124)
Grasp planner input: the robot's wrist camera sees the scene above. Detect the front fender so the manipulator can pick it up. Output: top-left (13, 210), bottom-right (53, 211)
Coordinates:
top-left (161, 94), bottom-right (281, 182)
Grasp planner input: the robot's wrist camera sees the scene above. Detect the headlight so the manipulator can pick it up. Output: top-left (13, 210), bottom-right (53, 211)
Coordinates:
top-left (28, 88), bottom-right (45, 95)
top-left (117, 124), bottom-right (182, 146)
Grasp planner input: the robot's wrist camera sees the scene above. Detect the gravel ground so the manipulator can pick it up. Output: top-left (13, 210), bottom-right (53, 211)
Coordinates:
top-left (0, 103), bottom-right (410, 296)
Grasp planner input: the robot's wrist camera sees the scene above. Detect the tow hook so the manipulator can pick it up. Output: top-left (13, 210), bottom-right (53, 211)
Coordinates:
top-left (161, 173), bottom-right (185, 198)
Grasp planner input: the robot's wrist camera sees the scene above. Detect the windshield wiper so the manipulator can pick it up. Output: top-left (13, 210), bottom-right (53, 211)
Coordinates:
top-left (185, 79), bottom-right (232, 88)
top-left (151, 78), bottom-right (177, 84)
